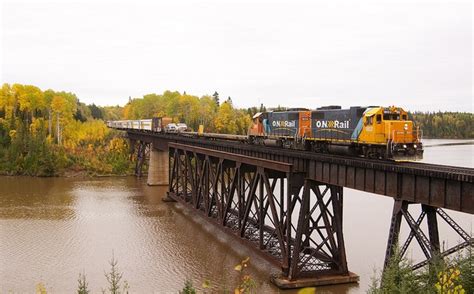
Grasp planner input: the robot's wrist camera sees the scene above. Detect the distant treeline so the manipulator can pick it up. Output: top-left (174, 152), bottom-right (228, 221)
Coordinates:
top-left (411, 112), bottom-right (473, 139)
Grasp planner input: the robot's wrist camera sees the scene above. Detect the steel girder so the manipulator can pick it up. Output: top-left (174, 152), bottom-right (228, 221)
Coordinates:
top-left (133, 141), bottom-right (150, 177)
top-left (167, 144), bottom-right (349, 280)
top-left (289, 180), bottom-right (348, 279)
top-left (384, 199), bottom-right (473, 271)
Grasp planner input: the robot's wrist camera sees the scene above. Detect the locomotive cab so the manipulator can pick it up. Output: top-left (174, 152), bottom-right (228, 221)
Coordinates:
top-left (249, 112), bottom-right (264, 136)
top-left (358, 107), bottom-right (423, 161)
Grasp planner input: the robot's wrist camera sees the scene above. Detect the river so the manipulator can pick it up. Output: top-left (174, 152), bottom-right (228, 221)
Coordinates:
top-left (0, 139), bottom-right (472, 293)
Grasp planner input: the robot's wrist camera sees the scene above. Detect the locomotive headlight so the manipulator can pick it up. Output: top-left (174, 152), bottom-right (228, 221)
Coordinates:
top-left (413, 144), bottom-right (417, 149)
top-left (403, 144), bottom-right (407, 149)
top-left (404, 123), bottom-right (408, 131)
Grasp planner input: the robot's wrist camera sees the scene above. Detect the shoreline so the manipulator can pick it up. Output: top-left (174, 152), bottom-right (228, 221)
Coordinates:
top-left (0, 170), bottom-right (137, 178)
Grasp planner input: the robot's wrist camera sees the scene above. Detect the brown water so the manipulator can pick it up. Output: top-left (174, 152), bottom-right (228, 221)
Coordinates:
top-left (0, 139), bottom-right (472, 293)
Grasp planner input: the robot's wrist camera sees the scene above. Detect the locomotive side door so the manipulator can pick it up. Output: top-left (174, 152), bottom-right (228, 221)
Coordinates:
top-left (299, 111), bottom-right (312, 137)
top-left (374, 113), bottom-right (386, 142)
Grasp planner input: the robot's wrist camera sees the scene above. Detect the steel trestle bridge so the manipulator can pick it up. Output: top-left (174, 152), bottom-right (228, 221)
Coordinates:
top-left (109, 121), bottom-right (473, 288)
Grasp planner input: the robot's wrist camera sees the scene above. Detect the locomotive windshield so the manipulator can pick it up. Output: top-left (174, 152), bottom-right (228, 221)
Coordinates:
top-left (382, 113), bottom-right (409, 121)
top-left (383, 113), bottom-right (400, 120)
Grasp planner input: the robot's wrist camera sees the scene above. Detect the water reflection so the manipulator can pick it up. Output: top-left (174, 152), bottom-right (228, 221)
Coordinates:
top-left (0, 177), bottom-right (74, 220)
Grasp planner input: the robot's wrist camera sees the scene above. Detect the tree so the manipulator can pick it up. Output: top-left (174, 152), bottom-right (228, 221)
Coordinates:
top-left (180, 280), bottom-right (196, 294)
top-left (0, 84), bottom-right (16, 122)
top-left (51, 95), bottom-right (67, 145)
top-left (89, 103), bottom-right (103, 120)
top-left (104, 253), bottom-right (129, 294)
top-left (212, 91), bottom-right (219, 107)
top-left (74, 102), bottom-right (92, 122)
top-left (77, 272), bottom-right (90, 294)
top-left (198, 95), bottom-right (218, 132)
top-left (235, 109), bottom-right (252, 135)
top-left (214, 101), bottom-right (237, 134)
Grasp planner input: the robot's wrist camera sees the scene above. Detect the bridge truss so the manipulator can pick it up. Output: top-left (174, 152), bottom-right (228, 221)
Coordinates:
top-left (166, 143), bottom-right (356, 285)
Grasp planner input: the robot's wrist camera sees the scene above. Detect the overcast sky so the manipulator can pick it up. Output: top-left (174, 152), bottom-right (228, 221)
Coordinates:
top-left (1, 0), bottom-right (472, 111)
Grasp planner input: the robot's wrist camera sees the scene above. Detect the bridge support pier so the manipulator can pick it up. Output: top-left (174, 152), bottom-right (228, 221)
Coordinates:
top-left (147, 144), bottom-right (169, 186)
top-left (384, 199), bottom-right (472, 271)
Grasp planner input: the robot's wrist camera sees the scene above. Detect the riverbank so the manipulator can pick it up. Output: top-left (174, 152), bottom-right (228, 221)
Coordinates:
top-left (0, 126), bottom-right (133, 177)
top-left (0, 170), bottom-right (135, 178)
top-left (0, 160), bottom-right (134, 178)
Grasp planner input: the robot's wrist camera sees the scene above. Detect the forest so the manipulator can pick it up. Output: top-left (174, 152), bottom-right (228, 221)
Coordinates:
top-left (0, 83), bottom-right (472, 176)
top-left (0, 83), bottom-right (132, 176)
top-left (411, 112), bottom-right (473, 139)
top-left (0, 84), bottom-right (252, 176)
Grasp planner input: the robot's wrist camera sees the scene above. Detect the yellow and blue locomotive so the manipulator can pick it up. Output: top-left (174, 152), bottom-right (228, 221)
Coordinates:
top-left (248, 106), bottom-right (423, 161)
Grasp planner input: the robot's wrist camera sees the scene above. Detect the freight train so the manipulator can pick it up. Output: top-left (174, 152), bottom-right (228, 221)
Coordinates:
top-left (248, 106), bottom-right (423, 161)
top-left (107, 105), bottom-right (423, 161)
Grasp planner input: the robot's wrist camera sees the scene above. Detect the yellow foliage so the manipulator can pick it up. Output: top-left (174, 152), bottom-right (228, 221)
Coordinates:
top-left (35, 282), bottom-right (47, 294)
top-left (234, 257), bottom-right (255, 293)
top-left (62, 119), bottom-right (109, 150)
top-left (29, 117), bottom-right (45, 136)
top-left (435, 267), bottom-right (465, 294)
top-left (202, 279), bottom-right (211, 289)
top-left (234, 264), bottom-right (243, 272)
top-left (9, 130), bottom-right (16, 140)
top-left (215, 102), bottom-right (238, 134)
top-left (1, 84), bottom-right (17, 120)
top-left (51, 95), bottom-right (66, 114)
top-left (108, 137), bottom-right (127, 153)
top-left (0, 82), bottom-right (132, 176)
top-left (123, 103), bottom-right (132, 119)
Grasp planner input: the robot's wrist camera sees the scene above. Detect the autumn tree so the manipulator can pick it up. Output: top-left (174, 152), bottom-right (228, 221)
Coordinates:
top-left (215, 101), bottom-right (238, 134)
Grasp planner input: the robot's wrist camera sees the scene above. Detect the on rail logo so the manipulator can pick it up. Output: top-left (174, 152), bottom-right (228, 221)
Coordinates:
top-left (272, 120), bottom-right (296, 128)
top-left (315, 120), bottom-right (350, 129)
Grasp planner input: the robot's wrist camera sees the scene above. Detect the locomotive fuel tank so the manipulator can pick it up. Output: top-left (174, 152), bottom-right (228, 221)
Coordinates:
top-left (327, 145), bottom-right (354, 156)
